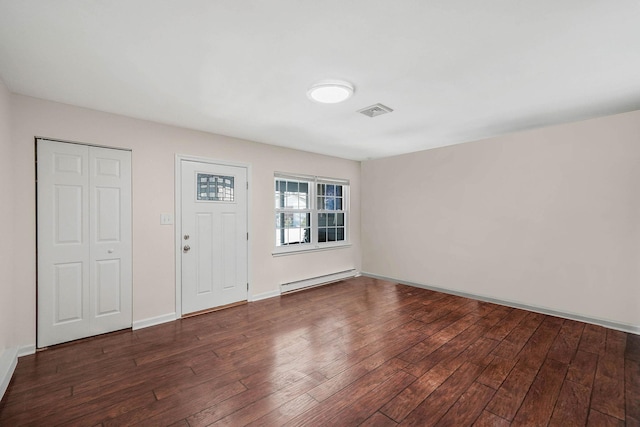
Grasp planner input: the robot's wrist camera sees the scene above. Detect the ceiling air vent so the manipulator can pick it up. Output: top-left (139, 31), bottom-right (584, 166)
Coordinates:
top-left (358, 103), bottom-right (393, 118)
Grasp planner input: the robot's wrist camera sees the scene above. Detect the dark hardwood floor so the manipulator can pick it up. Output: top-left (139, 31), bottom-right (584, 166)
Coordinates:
top-left (1, 276), bottom-right (638, 426)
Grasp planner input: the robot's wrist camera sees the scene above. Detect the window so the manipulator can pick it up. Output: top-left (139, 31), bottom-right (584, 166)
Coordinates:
top-left (275, 173), bottom-right (349, 253)
top-left (275, 178), bottom-right (311, 246)
top-left (317, 183), bottom-right (345, 243)
top-left (197, 173), bottom-right (234, 201)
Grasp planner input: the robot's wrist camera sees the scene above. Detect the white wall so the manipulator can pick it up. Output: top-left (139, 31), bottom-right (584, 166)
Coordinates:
top-left (0, 78), bottom-right (14, 354)
top-left (362, 110), bottom-right (640, 330)
top-left (11, 94), bottom-right (361, 348)
top-left (0, 77), bottom-right (18, 401)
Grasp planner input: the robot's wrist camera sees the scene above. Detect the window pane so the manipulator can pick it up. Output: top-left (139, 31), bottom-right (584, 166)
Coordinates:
top-left (326, 185), bottom-right (335, 196)
top-left (276, 228), bottom-right (289, 246)
top-left (277, 179), bottom-right (308, 209)
top-left (335, 197), bottom-right (342, 210)
top-left (317, 184), bottom-right (325, 196)
top-left (336, 213), bottom-right (344, 226)
top-left (284, 193), bottom-right (297, 209)
top-left (295, 213), bottom-right (307, 227)
top-left (328, 213), bottom-right (335, 226)
top-left (275, 180), bottom-right (284, 208)
top-left (288, 228), bottom-right (303, 243)
top-left (277, 227), bottom-right (311, 245)
top-left (327, 227), bottom-right (336, 241)
top-left (337, 227), bottom-right (345, 241)
top-left (299, 188), bottom-right (309, 209)
top-left (336, 186), bottom-right (343, 196)
top-left (325, 197), bottom-right (335, 210)
top-left (318, 228), bottom-right (327, 242)
top-left (197, 174), bottom-right (234, 201)
top-left (318, 213), bottom-right (327, 227)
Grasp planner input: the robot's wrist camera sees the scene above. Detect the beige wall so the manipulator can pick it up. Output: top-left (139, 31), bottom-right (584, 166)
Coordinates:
top-left (362, 110), bottom-right (640, 329)
top-left (11, 94), bottom-right (361, 348)
top-left (0, 78), bottom-right (14, 352)
top-left (7, 89), bottom-right (639, 350)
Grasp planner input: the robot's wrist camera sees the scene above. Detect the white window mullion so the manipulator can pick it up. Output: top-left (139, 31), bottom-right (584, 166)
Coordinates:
top-left (311, 181), bottom-right (317, 245)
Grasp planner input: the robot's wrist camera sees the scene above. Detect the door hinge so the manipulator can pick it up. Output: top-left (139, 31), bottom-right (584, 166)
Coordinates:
top-left (247, 232), bottom-right (249, 240)
top-left (246, 182), bottom-right (249, 190)
top-left (247, 283), bottom-right (249, 291)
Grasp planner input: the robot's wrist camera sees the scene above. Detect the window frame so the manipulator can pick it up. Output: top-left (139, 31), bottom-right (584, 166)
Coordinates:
top-left (273, 173), bottom-right (350, 256)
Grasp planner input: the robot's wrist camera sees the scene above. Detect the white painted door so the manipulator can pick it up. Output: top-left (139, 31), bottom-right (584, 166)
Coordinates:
top-left (181, 160), bottom-right (248, 315)
top-left (37, 139), bottom-right (132, 347)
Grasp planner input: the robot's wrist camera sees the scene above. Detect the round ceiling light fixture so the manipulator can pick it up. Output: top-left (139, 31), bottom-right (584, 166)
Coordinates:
top-left (307, 79), bottom-right (354, 104)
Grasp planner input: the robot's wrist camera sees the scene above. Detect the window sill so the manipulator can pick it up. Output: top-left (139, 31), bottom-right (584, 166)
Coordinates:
top-left (272, 242), bottom-right (352, 257)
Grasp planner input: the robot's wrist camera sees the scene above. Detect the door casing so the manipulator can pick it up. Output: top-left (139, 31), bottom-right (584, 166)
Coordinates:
top-left (174, 155), bottom-right (251, 318)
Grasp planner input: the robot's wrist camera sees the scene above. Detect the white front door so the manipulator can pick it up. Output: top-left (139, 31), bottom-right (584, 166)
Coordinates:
top-left (37, 139), bottom-right (132, 347)
top-left (180, 160), bottom-right (248, 315)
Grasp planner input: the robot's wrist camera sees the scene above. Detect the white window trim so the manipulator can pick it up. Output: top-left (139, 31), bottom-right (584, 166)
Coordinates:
top-left (272, 241), bottom-right (352, 256)
top-left (272, 172), bottom-right (350, 256)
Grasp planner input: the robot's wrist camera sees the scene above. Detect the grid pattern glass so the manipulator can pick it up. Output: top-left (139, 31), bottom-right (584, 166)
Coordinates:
top-left (274, 176), bottom-right (348, 249)
top-left (317, 183), bottom-right (346, 243)
top-left (197, 174), bottom-right (234, 201)
top-left (275, 179), bottom-right (310, 246)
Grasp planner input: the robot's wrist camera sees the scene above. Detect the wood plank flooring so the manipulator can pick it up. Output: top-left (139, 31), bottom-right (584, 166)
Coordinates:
top-left (1, 276), bottom-right (638, 426)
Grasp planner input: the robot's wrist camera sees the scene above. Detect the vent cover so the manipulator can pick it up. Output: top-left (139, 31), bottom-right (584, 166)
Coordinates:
top-left (358, 103), bottom-right (394, 118)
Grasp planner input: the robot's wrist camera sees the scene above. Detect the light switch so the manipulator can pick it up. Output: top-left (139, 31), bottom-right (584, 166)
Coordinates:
top-left (160, 213), bottom-right (174, 225)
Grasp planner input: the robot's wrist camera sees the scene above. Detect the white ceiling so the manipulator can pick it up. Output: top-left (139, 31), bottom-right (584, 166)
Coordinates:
top-left (1, 1), bottom-right (639, 161)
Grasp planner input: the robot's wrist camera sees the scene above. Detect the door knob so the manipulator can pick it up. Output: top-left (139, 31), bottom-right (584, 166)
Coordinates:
top-left (183, 245), bottom-right (191, 253)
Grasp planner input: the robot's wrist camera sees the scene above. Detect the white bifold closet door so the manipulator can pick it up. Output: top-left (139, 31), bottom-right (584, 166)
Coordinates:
top-left (37, 139), bottom-right (132, 348)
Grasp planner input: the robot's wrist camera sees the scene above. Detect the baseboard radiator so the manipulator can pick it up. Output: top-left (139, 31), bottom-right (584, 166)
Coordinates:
top-left (281, 269), bottom-right (358, 294)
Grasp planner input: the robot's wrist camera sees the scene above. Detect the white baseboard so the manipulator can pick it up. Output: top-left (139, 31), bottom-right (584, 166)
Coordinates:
top-left (362, 272), bottom-right (640, 335)
top-left (132, 312), bottom-right (177, 330)
top-left (250, 290), bottom-right (281, 302)
top-left (18, 344), bottom-right (35, 357)
top-left (1, 346), bottom-right (18, 401)
top-left (281, 269), bottom-right (358, 294)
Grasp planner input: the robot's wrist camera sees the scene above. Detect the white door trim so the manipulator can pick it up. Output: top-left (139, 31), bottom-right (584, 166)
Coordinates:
top-left (35, 136), bottom-right (132, 152)
top-left (174, 154), bottom-right (252, 318)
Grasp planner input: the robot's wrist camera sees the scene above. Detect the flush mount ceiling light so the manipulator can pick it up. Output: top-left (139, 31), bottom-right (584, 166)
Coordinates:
top-left (307, 79), bottom-right (354, 104)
